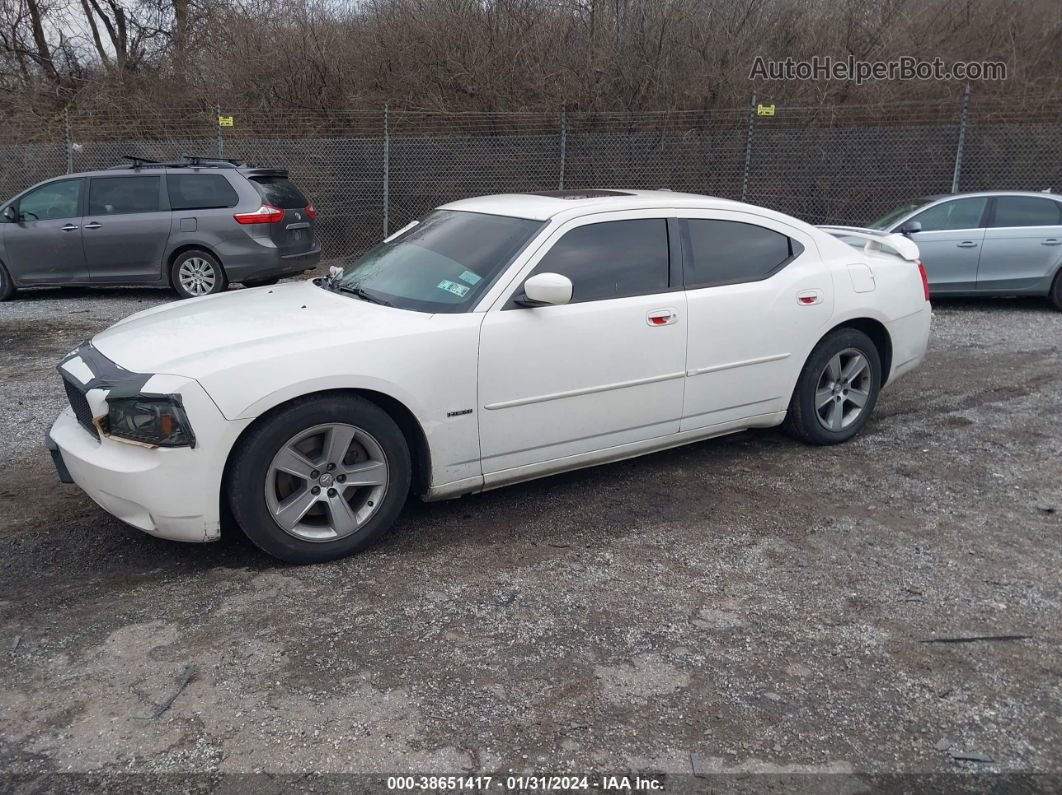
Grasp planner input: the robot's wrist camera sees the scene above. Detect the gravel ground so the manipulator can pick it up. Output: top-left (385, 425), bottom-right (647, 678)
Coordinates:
top-left (1, 284), bottom-right (1060, 790)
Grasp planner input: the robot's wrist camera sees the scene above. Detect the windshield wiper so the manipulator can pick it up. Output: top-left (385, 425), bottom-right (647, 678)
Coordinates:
top-left (334, 282), bottom-right (393, 306)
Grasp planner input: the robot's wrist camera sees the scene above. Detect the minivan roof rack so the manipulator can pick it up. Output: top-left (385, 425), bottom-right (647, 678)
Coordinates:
top-left (111, 154), bottom-right (249, 170)
top-left (177, 154), bottom-right (246, 168)
top-left (121, 155), bottom-right (161, 167)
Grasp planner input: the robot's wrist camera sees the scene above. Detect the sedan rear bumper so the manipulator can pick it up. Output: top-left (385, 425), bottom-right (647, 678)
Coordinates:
top-left (886, 304), bottom-right (932, 383)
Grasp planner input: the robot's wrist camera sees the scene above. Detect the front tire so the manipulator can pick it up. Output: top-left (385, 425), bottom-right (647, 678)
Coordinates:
top-left (228, 395), bottom-right (411, 564)
top-left (171, 250), bottom-right (227, 299)
top-left (783, 328), bottom-right (882, 445)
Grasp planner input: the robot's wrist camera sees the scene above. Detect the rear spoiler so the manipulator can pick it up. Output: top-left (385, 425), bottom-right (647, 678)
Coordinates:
top-left (817, 225), bottom-right (920, 262)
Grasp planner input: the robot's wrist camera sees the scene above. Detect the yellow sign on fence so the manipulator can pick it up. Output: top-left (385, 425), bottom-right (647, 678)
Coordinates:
top-left (218, 115), bottom-right (234, 127)
top-left (756, 104), bottom-right (776, 117)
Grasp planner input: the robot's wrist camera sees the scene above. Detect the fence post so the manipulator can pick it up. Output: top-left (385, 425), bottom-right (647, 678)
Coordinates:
top-left (383, 104), bottom-right (390, 238)
top-left (64, 106), bottom-right (73, 173)
top-left (216, 104), bottom-right (224, 158)
top-left (950, 84), bottom-right (971, 194)
top-left (740, 93), bottom-right (757, 202)
top-left (559, 108), bottom-right (567, 190)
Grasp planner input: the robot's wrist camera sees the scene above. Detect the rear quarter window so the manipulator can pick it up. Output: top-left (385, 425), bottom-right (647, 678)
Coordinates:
top-left (250, 176), bottom-right (308, 209)
top-left (167, 174), bottom-right (240, 210)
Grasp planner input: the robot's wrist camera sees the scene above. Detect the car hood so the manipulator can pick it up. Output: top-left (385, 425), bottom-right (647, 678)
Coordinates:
top-left (92, 280), bottom-right (433, 379)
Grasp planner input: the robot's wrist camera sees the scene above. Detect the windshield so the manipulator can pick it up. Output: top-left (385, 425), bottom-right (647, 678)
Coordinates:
top-left (867, 200), bottom-right (931, 230)
top-left (327, 210), bottom-right (544, 313)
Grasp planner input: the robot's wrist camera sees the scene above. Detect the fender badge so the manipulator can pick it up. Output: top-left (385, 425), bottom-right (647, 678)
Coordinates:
top-left (446, 409), bottom-right (473, 418)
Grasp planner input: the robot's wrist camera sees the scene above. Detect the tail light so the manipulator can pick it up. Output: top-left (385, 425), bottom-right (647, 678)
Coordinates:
top-left (305, 204), bottom-right (317, 220)
top-left (917, 260), bottom-right (931, 301)
top-left (234, 204), bottom-right (284, 224)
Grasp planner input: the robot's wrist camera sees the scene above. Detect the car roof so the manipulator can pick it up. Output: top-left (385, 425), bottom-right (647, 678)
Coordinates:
top-left (440, 189), bottom-right (803, 224)
top-left (918, 190), bottom-right (1059, 203)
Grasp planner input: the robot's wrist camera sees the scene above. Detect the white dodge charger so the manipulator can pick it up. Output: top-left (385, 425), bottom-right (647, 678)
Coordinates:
top-left (47, 190), bottom-right (931, 563)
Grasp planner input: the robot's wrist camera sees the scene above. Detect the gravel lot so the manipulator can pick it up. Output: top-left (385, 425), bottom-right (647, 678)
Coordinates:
top-left (1, 283), bottom-right (1060, 788)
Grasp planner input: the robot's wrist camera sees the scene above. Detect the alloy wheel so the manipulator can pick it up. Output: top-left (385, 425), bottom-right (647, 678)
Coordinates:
top-left (264, 423), bottom-right (389, 542)
top-left (814, 348), bottom-right (872, 432)
top-left (177, 257), bottom-right (217, 296)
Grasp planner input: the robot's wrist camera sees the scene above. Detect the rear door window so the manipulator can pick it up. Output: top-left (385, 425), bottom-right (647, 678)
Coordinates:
top-left (88, 176), bottom-right (161, 215)
top-left (249, 176), bottom-right (308, 209)
top-left (167, 174), bottom-right (240, 210)
top-left (910, 198), bottom-right (988, 231)
top-left (529, 219), bottom-right (670, 303)
top-left (682, 219), bottom-right (802, 288)
top-left (990, 196), bottom-right (1062, 227)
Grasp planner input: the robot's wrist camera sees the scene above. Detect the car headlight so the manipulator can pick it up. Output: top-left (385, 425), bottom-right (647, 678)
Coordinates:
top-left (102, 395), bottom-right (196, 448)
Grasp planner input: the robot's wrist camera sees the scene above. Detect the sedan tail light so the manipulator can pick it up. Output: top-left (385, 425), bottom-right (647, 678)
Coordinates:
top-left (305, 204), bottom-right (317, 220)
top-left (917, 260), bottom-right (931, 301)
top-left (234, 204), bottom-right (284, 224)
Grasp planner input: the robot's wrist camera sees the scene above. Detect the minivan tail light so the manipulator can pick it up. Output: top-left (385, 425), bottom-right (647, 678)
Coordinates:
top-left (917, 260), bottom-right (931, 301)
top-left (234, 204), bottom-right (284, 224)
top-left (305, 204), bottom-right (317, 220)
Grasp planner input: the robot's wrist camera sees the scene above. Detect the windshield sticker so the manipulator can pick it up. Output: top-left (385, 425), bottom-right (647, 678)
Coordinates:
top-left (458, 270), bottom-right (482, 286)
top-left (437, 279), bottom-right (470, 298)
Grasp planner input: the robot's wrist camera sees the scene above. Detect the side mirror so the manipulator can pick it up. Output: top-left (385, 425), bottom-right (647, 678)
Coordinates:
top-left (898, 220), bottom-right (922, 236)
top-left (1, 206), bottom-right (16, 222)
top-left (516, 272), bottom-right (573, 307)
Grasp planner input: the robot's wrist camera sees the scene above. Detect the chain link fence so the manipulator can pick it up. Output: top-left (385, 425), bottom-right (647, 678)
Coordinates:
top-left (1, 92), bottom-right (1060, 262)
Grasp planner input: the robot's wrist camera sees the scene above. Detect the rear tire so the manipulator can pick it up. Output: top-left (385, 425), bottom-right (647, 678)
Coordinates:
top-left (171, 250), bottom-right (227, 299)
top-left (228, 395), bottom-right (411, 564)
top-left (0, 262), bottom-right (14, 301)
top-left (1050, 269), bottom-right (1062, 311)
top-left (783, 328), bottom-right (882, 445)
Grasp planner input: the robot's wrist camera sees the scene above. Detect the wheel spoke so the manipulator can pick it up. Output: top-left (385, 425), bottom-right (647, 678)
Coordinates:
top-left (827, 399), bottom-right (843, 430)
top-left (273, 446), bottom-right (317, 480)
top-left (325, 493), bottom-right (360, 535)
top-left (815, 387), bottom-right (834, 410)
top-left (841, 354), bottom-right (867, 382)
top-left (339, 459), bottom-right (386, 487)
top-left (826, 354), bottom-right (842, 382)
top-left (846, 388), bottom-right (869, 408)
top-left (273, 487), bottom-right (318, 530)
top-left (323, 425), bottom-right (356, 466)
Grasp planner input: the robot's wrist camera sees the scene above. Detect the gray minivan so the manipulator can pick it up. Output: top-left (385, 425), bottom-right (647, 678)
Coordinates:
top-left (867, 191), bottom-right (1062, 309)
top-left (0, 157), bottom-right (321, 301)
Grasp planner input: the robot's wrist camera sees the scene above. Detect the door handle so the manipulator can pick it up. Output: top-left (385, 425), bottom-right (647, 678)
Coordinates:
top-left (956, 241), bottom-right (978, 248)
top-left (84, 222), bottom-right (102, 230)
top-left (60, 224), bottom-right (79, 232)
top-left (646, 308), bottom-right (678, 327)
top-left (1042, 239), bottom-right (1061, 246)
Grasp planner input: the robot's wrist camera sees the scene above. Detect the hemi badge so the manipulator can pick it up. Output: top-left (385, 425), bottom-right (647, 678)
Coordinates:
top-left (447, 409), bottom-right (473, 418)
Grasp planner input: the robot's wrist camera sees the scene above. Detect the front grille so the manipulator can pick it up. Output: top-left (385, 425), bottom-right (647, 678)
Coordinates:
top-left (63, 377), bottom-right (99, 440)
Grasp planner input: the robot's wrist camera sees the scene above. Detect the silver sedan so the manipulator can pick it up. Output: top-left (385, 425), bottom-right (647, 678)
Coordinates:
top-left (868, 191), bottom-right (1062, 309)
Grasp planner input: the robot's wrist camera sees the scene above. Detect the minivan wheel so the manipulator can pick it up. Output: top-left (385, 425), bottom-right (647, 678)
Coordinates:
top-left (228, 395), bottom-right (411, 564)
top-left (243, 277), bottom-right (280, 288)
top-left (0, 262), bottom-right (14, 301)
top-left (171, 250), bottom-right (227, 299)
top-left (783, 328), bottom-right (882, 445)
